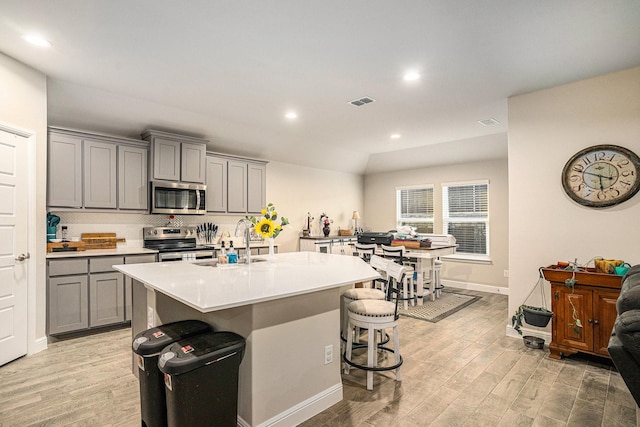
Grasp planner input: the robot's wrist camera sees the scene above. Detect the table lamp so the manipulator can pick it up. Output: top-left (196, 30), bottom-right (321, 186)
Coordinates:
top-left (352, 211), bottom-right (360, 232)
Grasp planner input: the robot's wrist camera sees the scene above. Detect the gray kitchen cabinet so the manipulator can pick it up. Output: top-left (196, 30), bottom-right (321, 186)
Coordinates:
top-left (124, 254), bottom-right (157, 321)
top-left (89, 272), bottom-right (124, 327)
top-left (227, 160), bottom-right (248, 213)
top-left (206, 154), bottom-right (268, 214)
top-left (247, 162), bottom-right (266, 213)
top-left (47, 131), bottom-right (82, 208)
top-left (47, 254), bottom-right (145, 336)
top-left (205, 155), bottom-right (228, 213)
top-left (48, 275), bottom-right (89, 335)
top-left (118, 144), bottom-right (148, 210)
top-left (47, 127), bottom-right (150, 211)
top-left (84, 139), bottom-right (117, 208)
top-left (181, 141), bottom-right (207, 183)
top-left (142, 129), bottom-right (208, 183)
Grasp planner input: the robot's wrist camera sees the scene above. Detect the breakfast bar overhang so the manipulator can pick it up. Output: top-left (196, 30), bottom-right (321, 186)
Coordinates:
top-left (115, 252), bottom-right (379, 427)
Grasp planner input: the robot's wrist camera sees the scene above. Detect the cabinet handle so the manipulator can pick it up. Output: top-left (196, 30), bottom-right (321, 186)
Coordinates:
top-left (554, 292), bottom-right (559, 300)
top-left (593, 319), bottom-right (599, 325)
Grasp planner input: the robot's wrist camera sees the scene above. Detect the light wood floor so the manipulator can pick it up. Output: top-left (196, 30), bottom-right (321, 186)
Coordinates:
top-left (1, 290), bottom-right (638, 426)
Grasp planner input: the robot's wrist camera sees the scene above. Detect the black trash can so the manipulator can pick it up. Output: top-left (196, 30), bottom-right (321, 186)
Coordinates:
top-left (158, 331), bottom-right (246, 427)
top-left (132, 320), bottom-right (213, 427)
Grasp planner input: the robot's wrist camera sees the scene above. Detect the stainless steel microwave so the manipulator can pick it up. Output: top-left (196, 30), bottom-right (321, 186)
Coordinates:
top-left (150, 180), bottom-right (206, 215)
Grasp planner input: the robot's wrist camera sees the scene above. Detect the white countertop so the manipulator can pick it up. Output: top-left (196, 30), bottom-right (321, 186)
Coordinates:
top-left (114, 251), bottom-right (379, 313)
top-left (46, 246), bottom-right (158, 258)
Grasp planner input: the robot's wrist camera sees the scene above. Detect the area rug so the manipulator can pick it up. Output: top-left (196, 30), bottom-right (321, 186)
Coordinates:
top-left (398, 290), bottom-right (481, 323)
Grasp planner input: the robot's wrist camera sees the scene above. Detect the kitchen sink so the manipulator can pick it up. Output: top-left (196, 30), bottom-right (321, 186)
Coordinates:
top-left (193, 258), bottom-right (267, 267)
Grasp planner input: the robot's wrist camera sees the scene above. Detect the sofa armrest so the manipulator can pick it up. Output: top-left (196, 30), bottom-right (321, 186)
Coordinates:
top-left (608, 333), bottom-right (640, 407)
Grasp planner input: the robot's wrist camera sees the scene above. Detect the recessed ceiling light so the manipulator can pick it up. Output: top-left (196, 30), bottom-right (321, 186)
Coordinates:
top-left (403, 71), bottom-right (420, 81)
top-left (285, 112), bottom-right (298, 119)
top-left (390, 134), bottom-right (401, 139)
top-left (22, 34), bottom-right (52, 48)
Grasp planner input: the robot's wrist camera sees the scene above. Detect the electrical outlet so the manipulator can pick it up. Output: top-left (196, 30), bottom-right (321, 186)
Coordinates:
top-left (324, 344), bottom-right (333, 364)
top-left (503, 270), bottom-right (509, 278)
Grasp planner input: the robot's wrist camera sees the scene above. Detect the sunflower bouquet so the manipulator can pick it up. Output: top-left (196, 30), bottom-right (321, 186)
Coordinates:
top-left (247, 203), bottom-right (289, 239)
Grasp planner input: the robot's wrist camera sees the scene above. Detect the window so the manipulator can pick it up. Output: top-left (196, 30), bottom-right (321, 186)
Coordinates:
top-left (396, 185), bottom-right (434, 233)
top-left (442, 181), bottom-right (489, 256)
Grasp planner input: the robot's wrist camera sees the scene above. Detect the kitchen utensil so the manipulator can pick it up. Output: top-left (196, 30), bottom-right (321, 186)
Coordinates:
top-left (50, 238), bottom-right (62, 243)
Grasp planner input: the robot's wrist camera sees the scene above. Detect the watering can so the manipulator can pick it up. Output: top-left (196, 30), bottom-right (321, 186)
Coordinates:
top-left (615, 263), bottom-right (632, 276)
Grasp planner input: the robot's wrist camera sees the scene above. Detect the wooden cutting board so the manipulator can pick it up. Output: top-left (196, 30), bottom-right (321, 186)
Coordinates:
top-left (47, 241), bottom-right (86, 253)
top-left (81, 233), bottom-right (126, 249)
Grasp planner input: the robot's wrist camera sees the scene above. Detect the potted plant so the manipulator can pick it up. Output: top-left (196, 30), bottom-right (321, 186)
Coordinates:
top-left (511, 268), bottom-right (554, 336)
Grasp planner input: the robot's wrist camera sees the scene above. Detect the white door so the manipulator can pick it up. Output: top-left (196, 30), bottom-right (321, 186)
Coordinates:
top-left (0, 128), bottom-right (29, 366)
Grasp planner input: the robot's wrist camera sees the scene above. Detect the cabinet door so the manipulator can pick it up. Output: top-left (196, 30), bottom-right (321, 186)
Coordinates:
top-left (124, 254), bottom-right (157, 321)
top-left (206, 156), bottom-right (228, 212)
top-left (181, 142), bottom-right (206, 183)
top-left (247, 162), bottom-right (266, 213)
top-left (48, 132), bottom-right (82, 207)
top-left (118, 145), bottom-right (148, 210)
top-left (594, 289), bottom-right (620, 356)
top-left (152, 137), bottom-right (181, 181)
top-left (89, 272), bottom-right (124, 327)
top-left (553, 285), bottom-right (593, 352)
top-left (84, 139), bottom-right (117, 208)
top-left (48, 275), bottom-right (88, 335)
top-left (227, 160), bottom-right (248, 213)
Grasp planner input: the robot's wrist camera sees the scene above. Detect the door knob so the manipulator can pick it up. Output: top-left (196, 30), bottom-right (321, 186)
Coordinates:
top-left (15, 253), bottom-right (30, 262)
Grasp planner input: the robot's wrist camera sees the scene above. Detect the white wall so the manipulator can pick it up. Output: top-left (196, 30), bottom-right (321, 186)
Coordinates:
top-left (266, 161), bottom-right (364, 252)
top-left (508, 66), bottom-right (640, 333)
top-left (0, 53), bottom-right (48, 349)
top-left (363, 157), bottom-right (509, 289)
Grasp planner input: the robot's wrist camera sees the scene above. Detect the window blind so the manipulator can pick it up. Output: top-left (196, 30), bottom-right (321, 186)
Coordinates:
top-left (443, 182), bottom-right (489, 255)
top-left (396, 186), bottom-right (434, 233)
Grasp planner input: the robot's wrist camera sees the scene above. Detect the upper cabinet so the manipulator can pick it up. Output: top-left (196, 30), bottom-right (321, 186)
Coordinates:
top-left (48, 132), bottom-right (83, 208)
top-left (141, 129), bottom-right (207, 184)
top-left (206, 153), bottom-right (267, 214)
top-left (47, 127), bottom-right (149, 211)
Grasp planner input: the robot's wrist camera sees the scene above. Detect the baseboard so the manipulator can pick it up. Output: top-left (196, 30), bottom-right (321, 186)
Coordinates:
top-left (238, 382), bottom-right (342, 427)
top-left (443, 279), bottom-right (509, 296)
top-left (28, 336), bottom-right (48, 355)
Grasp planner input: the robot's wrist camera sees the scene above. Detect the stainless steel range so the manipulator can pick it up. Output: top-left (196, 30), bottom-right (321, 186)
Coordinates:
top-left (143, 226), bottom-right (215, 262)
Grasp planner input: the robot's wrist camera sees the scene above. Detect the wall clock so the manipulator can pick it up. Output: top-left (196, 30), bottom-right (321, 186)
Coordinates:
top-left (561, 144), bottom-right (640, 208)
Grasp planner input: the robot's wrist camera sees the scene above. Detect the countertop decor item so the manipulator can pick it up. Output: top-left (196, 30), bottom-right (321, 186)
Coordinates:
top-left (320, 213), bottom-right (332, 237)
top-left (561, 144), bottom-right (640, 208)
top-left (247, 203), bottom-right (289, 260)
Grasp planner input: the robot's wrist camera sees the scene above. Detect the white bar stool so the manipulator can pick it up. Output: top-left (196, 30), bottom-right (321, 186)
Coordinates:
top-left (380, 245), bottom-right (417, 309)
top-left (343, 257), bottom-right (409, 390)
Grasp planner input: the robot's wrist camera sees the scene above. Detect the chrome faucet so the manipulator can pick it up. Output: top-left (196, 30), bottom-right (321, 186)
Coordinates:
top-left (235, 218), bottom-right (254, 264)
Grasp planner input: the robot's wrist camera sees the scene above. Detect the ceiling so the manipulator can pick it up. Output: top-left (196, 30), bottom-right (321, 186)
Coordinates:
top-left (2, 1), bottom-right (640, 174)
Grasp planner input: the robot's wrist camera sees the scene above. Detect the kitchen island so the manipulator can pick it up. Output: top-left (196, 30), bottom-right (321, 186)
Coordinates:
top-left (115, 252), bottom-right (379, 427)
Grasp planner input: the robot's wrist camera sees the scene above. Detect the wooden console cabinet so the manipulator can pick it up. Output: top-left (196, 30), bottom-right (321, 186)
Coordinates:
top-left (542, 266), bottom-right (622, 360)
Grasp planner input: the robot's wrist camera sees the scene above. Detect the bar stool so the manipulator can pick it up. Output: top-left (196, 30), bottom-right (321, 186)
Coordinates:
top-left (343, 257), bottom-right (409, 390)
top-left (380, 245), bottom-right (417, 309)
top-left (341, 252), bottom-right (388, 344)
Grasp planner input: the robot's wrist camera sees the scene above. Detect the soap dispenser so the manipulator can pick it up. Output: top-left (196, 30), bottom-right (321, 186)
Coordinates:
top-left (227, 241), bottom-right (237, 264)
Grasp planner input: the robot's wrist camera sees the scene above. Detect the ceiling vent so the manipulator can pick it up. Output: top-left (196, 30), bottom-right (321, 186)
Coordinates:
top-left (478, 118), bottom-right (500, 126)
top-left (349, 96), bottom-right (376, 107)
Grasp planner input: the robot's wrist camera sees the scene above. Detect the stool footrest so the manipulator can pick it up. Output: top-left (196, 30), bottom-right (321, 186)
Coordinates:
top-left (342, 347), bottom-right (403, 372)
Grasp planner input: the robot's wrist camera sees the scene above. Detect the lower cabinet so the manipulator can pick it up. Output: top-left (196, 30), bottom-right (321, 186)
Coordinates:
top-left (47, 253), bottom-right (156, 336)
top-left (89, 272), bottom-right (124, 328)
top-left (48, 275), bottom-right (89, 335)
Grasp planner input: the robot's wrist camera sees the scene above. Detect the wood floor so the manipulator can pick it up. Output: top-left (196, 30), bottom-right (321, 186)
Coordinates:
top-left (0, 290), bottom-right (638, 426)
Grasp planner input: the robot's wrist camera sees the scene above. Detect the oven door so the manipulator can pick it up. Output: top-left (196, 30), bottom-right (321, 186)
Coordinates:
top-left (151, 181), bottom-right (206, 215)
top-left (158, 250), bottom-right (215, 262)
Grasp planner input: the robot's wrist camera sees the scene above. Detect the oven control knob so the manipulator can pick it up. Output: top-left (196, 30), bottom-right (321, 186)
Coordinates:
top-left (153, 230), bottom-right (158, 235)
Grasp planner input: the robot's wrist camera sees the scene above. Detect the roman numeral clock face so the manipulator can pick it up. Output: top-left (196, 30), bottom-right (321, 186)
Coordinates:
top-left (562, 145), bottom-right (640, 208)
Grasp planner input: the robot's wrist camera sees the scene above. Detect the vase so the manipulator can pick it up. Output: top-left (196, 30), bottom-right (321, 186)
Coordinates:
top-left (323, 225), bottom-right (330, 237)
top-left (268, 237), bottom-right (276, 261)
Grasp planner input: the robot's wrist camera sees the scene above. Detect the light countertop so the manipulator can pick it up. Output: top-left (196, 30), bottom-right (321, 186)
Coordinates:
top-left (114, 251), bottom-right (379, 313)
top-left (46, 246), bottom-right (158, 259)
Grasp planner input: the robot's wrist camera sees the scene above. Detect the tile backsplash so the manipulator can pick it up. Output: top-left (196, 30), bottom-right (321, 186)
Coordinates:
top-left (49, 211), bottom-right (250, 247)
